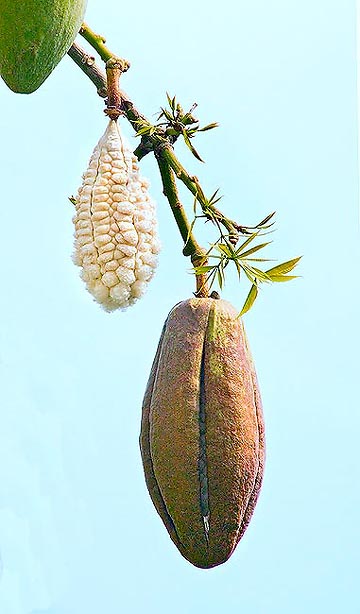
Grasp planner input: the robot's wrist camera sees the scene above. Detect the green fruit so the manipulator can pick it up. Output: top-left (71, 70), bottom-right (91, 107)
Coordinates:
top-left (0, 0), bottom-right (87, 93)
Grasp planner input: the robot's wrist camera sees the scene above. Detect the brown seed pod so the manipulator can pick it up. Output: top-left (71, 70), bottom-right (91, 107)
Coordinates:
top-left (140, 297), bottom-right (265, 569)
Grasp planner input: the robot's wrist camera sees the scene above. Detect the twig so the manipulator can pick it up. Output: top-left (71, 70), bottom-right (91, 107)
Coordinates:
top-left (155, 149), bottom-right (209, 296)
top-left (68, 40), bottom-right (241, 235)
top-left (79, 23), bottom-right (116, 63)
top-left (67, 44), bottom-right (107, 97)
top-left (159, 144), bottom-right (240, 242)
top-left (67, 42), bottom-right (157, 157)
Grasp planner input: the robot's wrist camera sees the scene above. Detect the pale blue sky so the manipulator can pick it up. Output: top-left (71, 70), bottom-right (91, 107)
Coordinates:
top-left (0, 1), bottom-right (359, 613)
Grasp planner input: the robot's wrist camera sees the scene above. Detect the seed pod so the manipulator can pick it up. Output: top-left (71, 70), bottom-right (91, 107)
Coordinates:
top-left (140, 297), bottom-right (265, 568)
top-left (0, 0), bottom-right (87, 93)
top-left (72, 120), bottom-right (160, 311)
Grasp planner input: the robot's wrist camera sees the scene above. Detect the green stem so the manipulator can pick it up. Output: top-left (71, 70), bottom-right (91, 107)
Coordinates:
top-left (79, 23), bottom-right (116, 63)
top-left (160, 144), bottom-right (239, 242)
top-left (156, 149), bottom-right (209, 297)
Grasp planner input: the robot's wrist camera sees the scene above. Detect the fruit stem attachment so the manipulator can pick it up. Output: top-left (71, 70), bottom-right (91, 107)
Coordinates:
top-left (105, 57), bottom-right (129, 120)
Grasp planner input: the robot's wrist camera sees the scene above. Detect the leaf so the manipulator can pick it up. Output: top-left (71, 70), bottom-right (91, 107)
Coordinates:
top-left (136, 124), bottom-right (154, 136)
top-left (182, 112), bottom-right (198, 126)
top-left (198, 122), bottom-right (219, 132)
top-left (162, 108), bottom-right (174, 122)
top-left (249, 266), bottom-right (272, 282)
top-left (193, 265), bottom-right (214, 274)
top-left (267, 274), bottom-right (299, 282)
top-left (182, 129), bottom-right (204, 162)
top-left (233, 257), bottom-right (242, 279)
top-left (257, 211), bottom-right (276, 227)
top-left (246, 257), bottom-right (275, 262)
top-left (238, 241), bottom-right (272, 259)
top-left (182, 218), bottom-right (197, 256)
top-left (265, 256), bottom-right (302, 276)
top-left (240, 284), bottom-right (258, 316)
top-left (217, 267), bottom-right (225, 290)
top-left (235, 231), bottom-right (260, 255)
top-left (165, 128), bottom-right (178, 136)
top-left (216, 243), bottom-right (233, 257)
top-left (166, 92), bottom-right (176, 110)
top-left (241, 264), bottom-right (257, 284)
top-left (208, 188), bottom-right (221, 204)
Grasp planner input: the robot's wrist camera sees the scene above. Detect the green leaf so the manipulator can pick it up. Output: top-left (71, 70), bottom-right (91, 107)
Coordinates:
top-left (240, 284), bottom-right (258, 316)
top-left (166, 92), bottom-right (176, 110)
top-left (162, 108), bottom-right (174, 122)
top-left (238, 241), bottom-right (272, 259)
top-left (267, 274), bottom-right (299, 282)
top-left (257, 211), bottom-right (276, 227)
top-left (182, 129), bottom-right (204, 162)
top-left (217, 267), bottom-right (225, 290)
top-left (248, 266), bottom-right (272, 282)
top-left (235, 231), bottom-right (260, 255)
top-left (182, 112), bottom-right (198, 126)
top-left (241, 264), bottom-right (257, 284)
top-left (246, 257), bottom-right (275, 262)
top-left (136, 124), bottom-right (155, 136)
top-left (193, 265), bottom-right (214, 274)
top-left (198, 122), bottom-right (219, 132)
top-left (208, 188), bottom-right (221, 204)
top-left (182, 218), bottom-right (197, 256)
top-left (217, 243), bottom-right (233, 257)
top-left (265, 256), bottom-right (302, 276)
top-left (165, 128), bottom-right (178, 136)
top-left (233, 258), bottom-right (242, 279)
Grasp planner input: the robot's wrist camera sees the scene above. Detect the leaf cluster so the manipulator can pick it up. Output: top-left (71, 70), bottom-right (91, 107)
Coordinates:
top-left (192, 211), bottom-right (301, 315)
top-left (135, 94), bottom-right (218, 161)
top-left (134, 94), bottom-right (301, 316)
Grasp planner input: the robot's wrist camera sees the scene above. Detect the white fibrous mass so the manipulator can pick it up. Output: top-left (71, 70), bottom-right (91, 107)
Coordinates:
top-left (72, 120), bottom-right (160, 311)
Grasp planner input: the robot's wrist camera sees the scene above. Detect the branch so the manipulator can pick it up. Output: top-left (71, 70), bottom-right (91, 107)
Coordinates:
top-left (68, 42), bottom-right (159, 158)
top-left (155, 149), bottom-right (209, 297)
top-left (159, 144), bottom-right (240, 243)
top-left (79, 23), bottom-right (117, 63)
top-left (68, 26), bottom-right (297, 307)
top-left (68, 42), bottom-right (242, 236)
top-left (67, 44), bottom-right (107, 97)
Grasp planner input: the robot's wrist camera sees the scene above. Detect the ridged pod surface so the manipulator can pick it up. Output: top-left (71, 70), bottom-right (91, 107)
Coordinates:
top-left (72, 120), bottom-right (160, 311)
top-left (0, 0), bottom-right (87, 93)
top-left (140, 297), bottom-right (265, 568)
